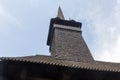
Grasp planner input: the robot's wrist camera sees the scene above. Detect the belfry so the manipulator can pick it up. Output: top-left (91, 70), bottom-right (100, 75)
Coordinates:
top-left (47, 6), bottom-right (94, 62)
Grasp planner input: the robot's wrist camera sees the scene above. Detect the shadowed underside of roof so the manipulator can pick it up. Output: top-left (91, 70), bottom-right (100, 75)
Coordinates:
top-left (1, 55), bottom-right (120, 72)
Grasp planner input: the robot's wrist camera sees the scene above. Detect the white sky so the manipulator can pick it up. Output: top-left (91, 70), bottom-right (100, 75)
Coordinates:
top-left (0, 0), bottom-right (120, 63)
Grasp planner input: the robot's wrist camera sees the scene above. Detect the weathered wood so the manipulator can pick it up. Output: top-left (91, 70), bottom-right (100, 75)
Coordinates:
top-left (20, 67), bottom-right (27, 80)
top-left (0, 76), bottom-right (8, 80)
top-left (28, 77), bottom-right (53, 80)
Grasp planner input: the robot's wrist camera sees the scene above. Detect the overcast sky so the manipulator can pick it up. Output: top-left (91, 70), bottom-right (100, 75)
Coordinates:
top-left (0, 0), bottom-right (120, 63)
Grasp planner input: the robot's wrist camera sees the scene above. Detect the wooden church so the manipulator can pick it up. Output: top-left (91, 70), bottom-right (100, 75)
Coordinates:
top-left (0, 7), bottom-right (120, 80)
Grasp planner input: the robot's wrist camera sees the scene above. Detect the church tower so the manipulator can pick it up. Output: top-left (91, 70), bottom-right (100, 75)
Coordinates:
top-left (47, 7), bottom-right (94, 62)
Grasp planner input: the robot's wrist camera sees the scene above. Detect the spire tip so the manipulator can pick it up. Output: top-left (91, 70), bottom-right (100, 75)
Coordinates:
top-left (57, 6), bottom-right (65, 20)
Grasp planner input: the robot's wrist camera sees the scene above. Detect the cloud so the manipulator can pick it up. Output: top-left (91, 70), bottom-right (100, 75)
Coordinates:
top-left (28, 0), bottom-right (40, 6)
top-left (0, 4), bottom-right (21, 34)
top-left (86, 0), bottom-right (120, 62)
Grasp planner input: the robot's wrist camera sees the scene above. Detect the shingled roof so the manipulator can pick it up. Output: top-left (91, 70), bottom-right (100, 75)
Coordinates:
top-left (1, 7), bottom-right (119, 74)
top-left (1, 55), bottom-right (120, 72)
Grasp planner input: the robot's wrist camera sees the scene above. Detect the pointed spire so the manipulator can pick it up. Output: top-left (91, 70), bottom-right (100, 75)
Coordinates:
top-left (57, 6), bottom-right (65, 20)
